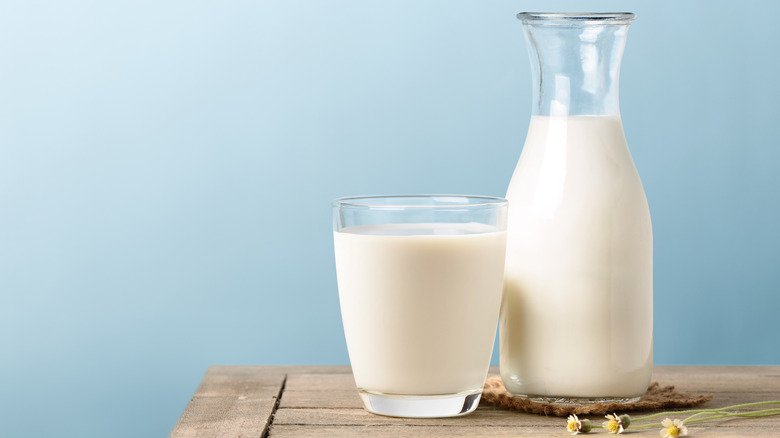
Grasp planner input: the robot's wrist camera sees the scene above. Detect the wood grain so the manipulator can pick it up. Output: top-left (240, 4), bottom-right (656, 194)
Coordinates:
top-left (268, 423), bottom-right (780, 438)
top-left (169, 366), bottom-right (285, 438)
top-left (170, 366), bottom-right (780, 437)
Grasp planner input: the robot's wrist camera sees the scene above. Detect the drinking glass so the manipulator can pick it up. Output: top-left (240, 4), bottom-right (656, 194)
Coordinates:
top-left (332, 195), bottom-right (508, 417)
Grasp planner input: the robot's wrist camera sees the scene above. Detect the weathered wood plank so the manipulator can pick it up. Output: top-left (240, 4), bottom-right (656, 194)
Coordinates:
top-left (652, 366), bottom-right (780, 393)
top-left (269, 423), bottom-right (780, 438)
top-left (280, 390), bottom-right (363, 409)
top-left (282, 366), bottom-right (780, 394)
top-left (272, 407), bottom-right (542, 427)
top-left (173, 366), bottom-right (780, 437)
top-left (652, 366), bottom-right (780, 388)
top-left (284, 372), bottom-right (356, 391)
top-left (169, 366), bottom-right (286, 438)
top-left (170, 396), bottom-right (278, 438)
top-left (269, 424), bottom-right (564, 437)
top-left (271, 406), bottom-right (780, 428)
top-left (279, 367), bottom-right (780, 409)
top-left (278, 388), bottom-right (780, 411)
top-left (192, 366), bottom-right (287, 396)
top-left (278, 365), bottom-right (353, 375)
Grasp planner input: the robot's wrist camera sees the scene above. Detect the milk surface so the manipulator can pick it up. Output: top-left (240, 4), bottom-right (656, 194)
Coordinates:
top-left (335, 223), bottom-right (506, 395)
top-left (502, 115), bottom-right (653, 398)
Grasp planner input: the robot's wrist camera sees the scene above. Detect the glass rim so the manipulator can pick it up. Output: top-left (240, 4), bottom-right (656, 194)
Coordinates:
top-left (332, 194), bottom-right (508, 209)
top-left (517, 12), bottom-right (636, 24)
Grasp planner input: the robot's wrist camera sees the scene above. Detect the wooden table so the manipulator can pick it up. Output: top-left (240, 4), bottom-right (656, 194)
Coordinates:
top-left (170, 366), bottom-right (780, 437)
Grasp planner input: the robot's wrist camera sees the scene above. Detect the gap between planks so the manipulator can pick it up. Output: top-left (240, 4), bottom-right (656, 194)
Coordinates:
top-left (261, 374), bottom-right (288, 438)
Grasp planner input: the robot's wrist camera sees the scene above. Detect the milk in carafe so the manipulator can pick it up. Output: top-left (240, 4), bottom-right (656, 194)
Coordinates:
top-left (501, 13), bottom-right (652, 401)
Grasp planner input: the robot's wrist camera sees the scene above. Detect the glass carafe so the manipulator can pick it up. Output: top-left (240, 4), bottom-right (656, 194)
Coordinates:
top-left (501, 13), bottom-right (652, 403)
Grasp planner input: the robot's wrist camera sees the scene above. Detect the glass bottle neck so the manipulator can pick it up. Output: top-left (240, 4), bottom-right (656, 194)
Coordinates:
top-left (520, 13), bottom-right (634, 116)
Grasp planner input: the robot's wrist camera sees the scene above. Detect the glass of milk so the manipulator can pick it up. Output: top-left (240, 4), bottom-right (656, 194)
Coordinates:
top-left (332, 195), bottom-right (508, 418)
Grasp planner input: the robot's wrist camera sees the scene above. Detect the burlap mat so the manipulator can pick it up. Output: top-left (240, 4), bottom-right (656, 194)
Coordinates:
top-left (481, 376), bottom-right (713, 417)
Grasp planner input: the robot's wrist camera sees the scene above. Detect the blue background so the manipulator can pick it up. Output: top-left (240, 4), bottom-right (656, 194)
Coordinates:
top-left (1, 1), bottom-right (778, 437)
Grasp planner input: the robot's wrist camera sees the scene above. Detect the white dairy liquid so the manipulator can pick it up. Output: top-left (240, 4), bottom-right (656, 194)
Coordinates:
top-left (335, 223), bottom-right (506, 395)
top-left (502, 115), bottom-right (653, 398)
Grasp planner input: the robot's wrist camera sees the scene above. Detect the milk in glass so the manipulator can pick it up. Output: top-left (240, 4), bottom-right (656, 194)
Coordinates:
top-left (335, 223), bottom-right (506, 395)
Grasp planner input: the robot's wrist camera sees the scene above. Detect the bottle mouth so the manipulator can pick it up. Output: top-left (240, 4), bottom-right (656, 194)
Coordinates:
top-left (517, 12), bottom-right (635, 25)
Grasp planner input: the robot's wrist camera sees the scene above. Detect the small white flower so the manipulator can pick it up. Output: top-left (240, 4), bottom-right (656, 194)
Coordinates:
top-left (566, 414), bottom-right (582, 434)
top-left (660, 418), bottom-right (688, 437)
top-left (565, 414), bottom-right (593, 434)
top-left (603, 413), bottom-right (625, 434)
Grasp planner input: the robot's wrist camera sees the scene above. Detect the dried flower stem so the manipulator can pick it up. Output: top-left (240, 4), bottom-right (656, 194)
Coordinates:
top-left (563, 401), bottom-right (780, 434)
top-left (630, 400), bottom-right (780, 423)
top-left (629, 406), bottom-right (780, 430)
